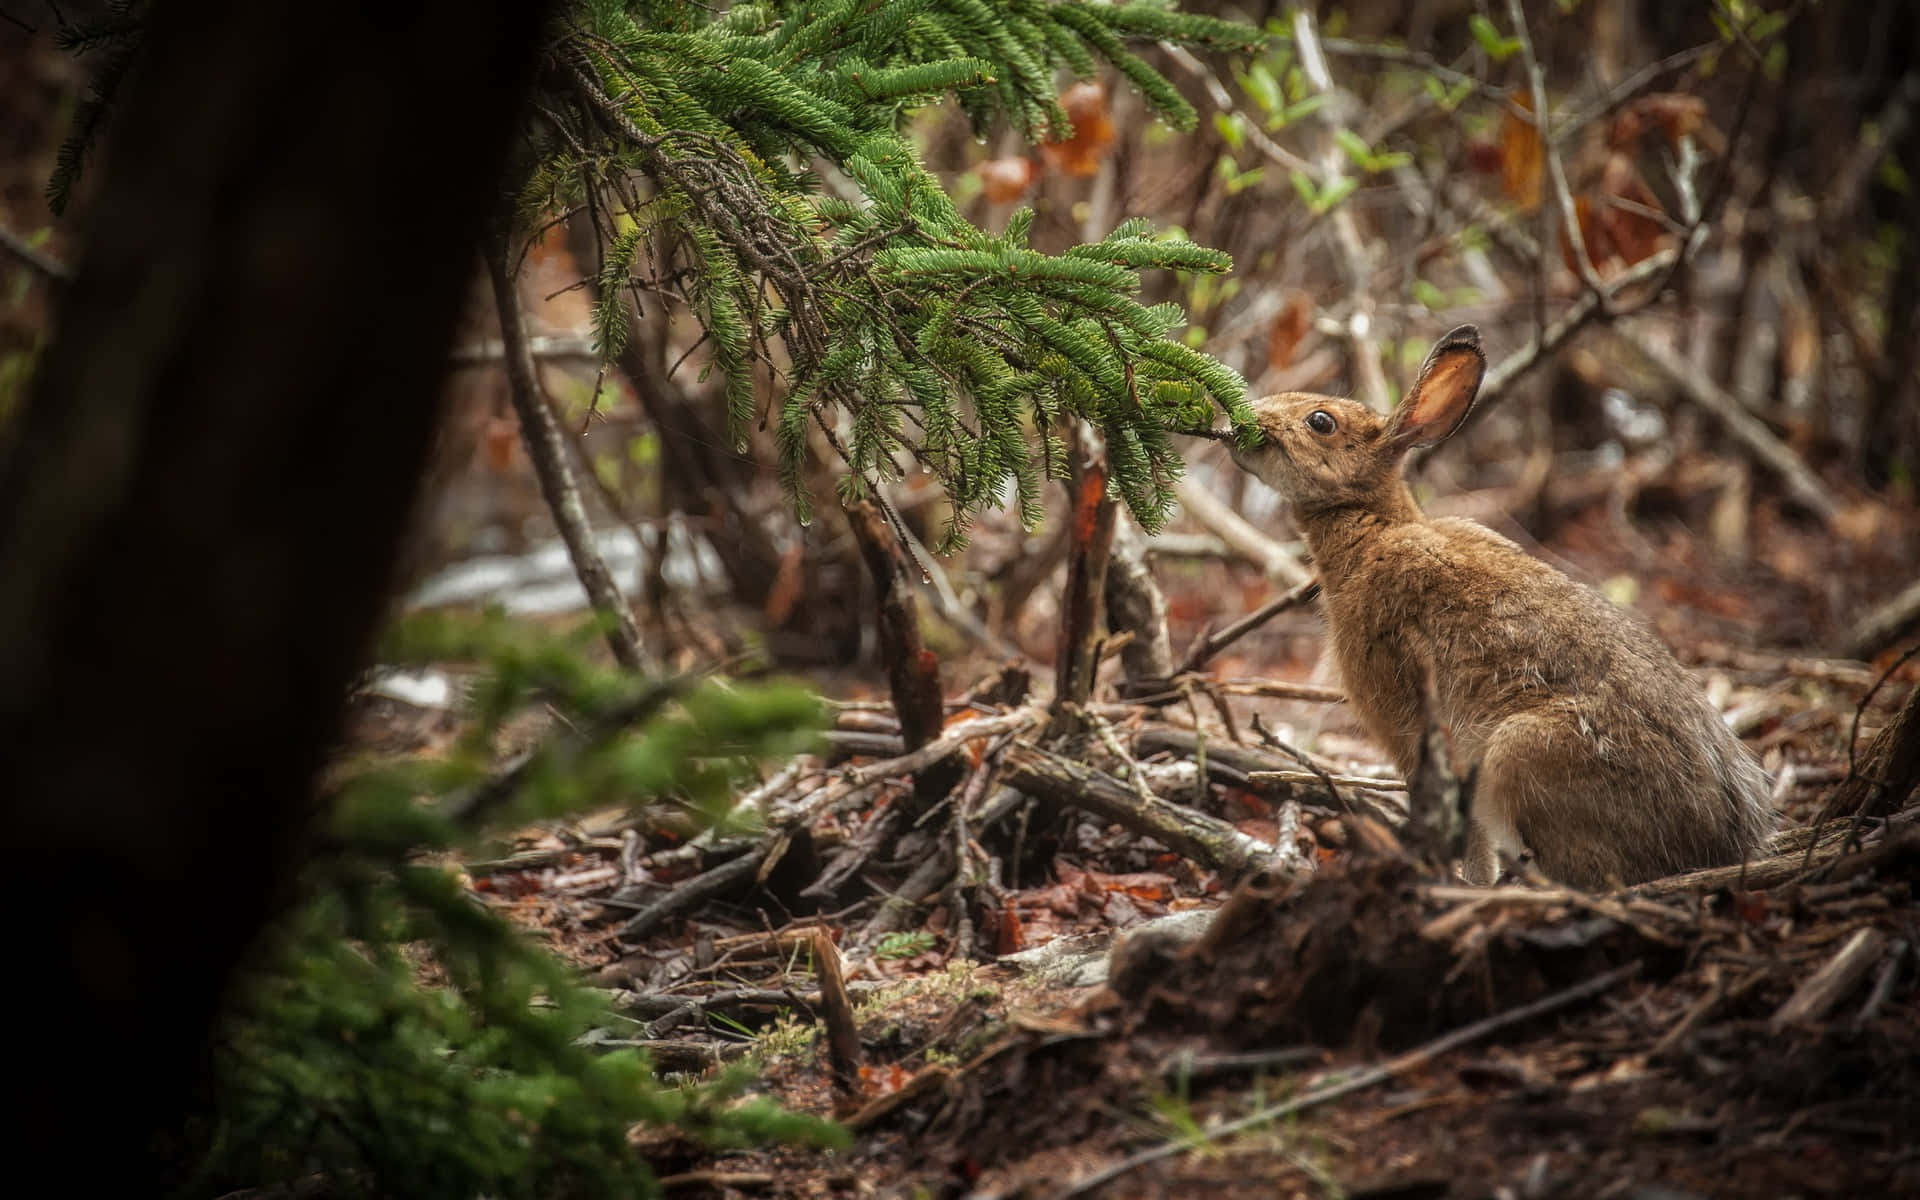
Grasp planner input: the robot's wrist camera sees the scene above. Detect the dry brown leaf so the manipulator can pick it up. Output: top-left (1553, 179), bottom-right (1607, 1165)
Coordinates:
top-left (762, 542), bottom-right (806, 627)
top-left (1609, 92), bottom-right (1717, 153)
top-left (482, 417), bottom-right (520, 473)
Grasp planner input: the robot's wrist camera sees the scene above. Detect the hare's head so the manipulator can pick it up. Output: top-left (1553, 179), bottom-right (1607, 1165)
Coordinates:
top-left (1232, 325), bottom-right (1487, 514)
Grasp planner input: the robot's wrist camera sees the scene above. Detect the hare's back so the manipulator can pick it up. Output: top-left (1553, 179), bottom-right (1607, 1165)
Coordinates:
top-left (1393, 518), bottom-right (1691, 699)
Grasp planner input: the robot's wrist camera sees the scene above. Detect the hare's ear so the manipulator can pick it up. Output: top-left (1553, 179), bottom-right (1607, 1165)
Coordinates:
top-left (1387, 325), bottom-right (1485, 454)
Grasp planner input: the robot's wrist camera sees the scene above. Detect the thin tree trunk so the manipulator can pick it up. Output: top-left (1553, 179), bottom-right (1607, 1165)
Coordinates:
top-left (1051, 424), bottom-right (1116, 731)
top-left (485, 232), bottom-right (650, 672)
top-left (845, 498), bottom-right (956, 807)
top-left (0, 0), bottom-right (558, 1187)
top-left (1105, 515), bottom-right (1175, 694)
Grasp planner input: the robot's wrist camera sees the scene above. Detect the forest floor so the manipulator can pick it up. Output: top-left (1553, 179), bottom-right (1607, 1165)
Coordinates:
top-left (350, 482), bottom-right (1920, 1200)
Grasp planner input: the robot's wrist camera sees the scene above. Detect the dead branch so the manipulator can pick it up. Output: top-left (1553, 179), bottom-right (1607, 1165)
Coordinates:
top-left (810, 927), bottom-right (864, 1102)
top-left (1105, 517), bottom-right (1175, 691)
top-left (1630, 812), bottom-right (1919, 897)
top-left (1001, 742), bottom-right (1275, 878)
top-left (844, 498), bottom-right (952, 805)
top-left (1248, 770), bottom-right (1405, 793)
top-left (485, 231), bottom-right (650, 672)
top-left (1250, 712), bottom-right (1346, 813)
top-left (1826, 675), bottom-right (1920, 821)
top-left (1173, 476), bottom-right (1311, 586)
top-left (1842, 575), bottom-right (1920, 662)
top-left (1505, 0), bottom-right (1610, 304)
top-left (1177, 580), bottom-right (1322, 675)
top-left (1613, 325), bottom-right (1841, 526)
top-left (840, 708), bottom-right (1043, 791)
top-left (1770, 926), bottom-right (1889, 1031)
top-left (1292, 10), bottom-right (1390, 414)
top-left (618, 848), bottom-right (767, 940)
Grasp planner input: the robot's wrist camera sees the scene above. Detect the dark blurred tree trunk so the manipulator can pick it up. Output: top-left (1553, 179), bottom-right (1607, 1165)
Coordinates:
top-left (0, 0), bottom-right (556, 1188)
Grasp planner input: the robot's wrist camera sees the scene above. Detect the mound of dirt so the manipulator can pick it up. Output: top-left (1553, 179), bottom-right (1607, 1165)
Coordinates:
top-left (1108, 855), bottom-right (1683, 1053)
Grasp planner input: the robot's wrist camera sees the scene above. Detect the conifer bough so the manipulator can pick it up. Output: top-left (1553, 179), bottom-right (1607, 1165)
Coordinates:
top-left (525, 0), bottom-right (1266, 550)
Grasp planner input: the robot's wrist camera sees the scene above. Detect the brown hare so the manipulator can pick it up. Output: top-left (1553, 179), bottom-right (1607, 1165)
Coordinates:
top-left (1226, 325), bottom-right (1774, 889)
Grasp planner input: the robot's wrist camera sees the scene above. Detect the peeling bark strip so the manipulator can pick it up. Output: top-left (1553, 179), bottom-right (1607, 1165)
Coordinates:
top-left (485, 233), bottom-right (650, 673)
top-left (1052, 426), bottom-right (1117, 726)
top-left (1001, 743), bottom-right (1275, 879)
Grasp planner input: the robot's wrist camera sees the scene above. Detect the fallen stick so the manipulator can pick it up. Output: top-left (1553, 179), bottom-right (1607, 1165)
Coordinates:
top-left (1177, 580), bottom-right (1322, 675)
top-left (1172, 477), bottom-right (1311, 587)
top-left (1770, 926), bottom-right (1889, 1032)
top-left (1842, 575), bottom-right (1920, 662)
top-left (1001, 743), bottom-right (1275, 878)
top-left (840, 708), bottom-right (1042, 790)
top-left (1059, 962), bottom-right (1641, 1198)
top-left (618, 849), bottom-right (766, 940)
top-left (1248, 770), bottom-right (1406, 792)
top-left (1614, 326), bottom-right (1840, 526)
top-left (811, 927), bottom-right (865, 1103)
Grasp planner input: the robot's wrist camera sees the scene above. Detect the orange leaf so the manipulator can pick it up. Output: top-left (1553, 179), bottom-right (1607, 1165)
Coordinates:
top-left (762, 543), bottom-right (806, 628)
top-left (1499, 89), bottom-right (1544, 211)
top-left (1609, 92), bottom-right (1712, 153)
top-left (979, 155), bottom-right (1037, 204)
top-left (995, 904), bottom-right (1025, 954)
top-left (482, 418), bottom-right (520, 473)
top-left (1040, 82), bottom-right (1116, 178)
top-left (1267, 291), bottom-right (1314, 374)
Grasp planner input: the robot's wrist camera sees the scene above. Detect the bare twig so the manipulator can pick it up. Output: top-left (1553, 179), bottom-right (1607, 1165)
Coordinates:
top-left (1842, 577), bottom-right (1920, 662)
top-left (1294, 9), bottom-right (1389, 413)
top-left (1250, 712), bottom-right (1346, 812)
top-left (1770, 926), bottom-right (1889, 1031)
top-left (1060, 963), bottom-right (1641, 1198)
top-left (1247, 770), bottom-right (1406, 793)
top-left (1002, 742), bottom-right (1275, 877)
top-left (485, 230), bottom-right (651, 671)
top-left (1505, 0), bottom-right (1609, 304)
top-left (1178, 580), bottom-right (1322, 674)
top-left (1613, 325), bottom-right (1840, 526)
top-left (0, 224), bottom-right (70, 284)
top-left (1172, 478), bottom-right (1311, 587)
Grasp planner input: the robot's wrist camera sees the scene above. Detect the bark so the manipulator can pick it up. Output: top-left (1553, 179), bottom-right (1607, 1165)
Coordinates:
top-left (485, 232), bottom-right (650, 672)
top-left (1828, 683), bottom-right (1920, 821)
top-left (1051, 426), bottom-right (1116, 729)
top-left (1103, 516), bottom-right (1175, 694)
top-left (1002, 744), bottom-right (1274, 879)
top-left (0, 0), bottom-right (557, 1185)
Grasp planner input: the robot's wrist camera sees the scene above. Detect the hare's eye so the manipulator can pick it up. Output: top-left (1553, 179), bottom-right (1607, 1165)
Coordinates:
top-left (1306, 410), bottom-right (1337, 435)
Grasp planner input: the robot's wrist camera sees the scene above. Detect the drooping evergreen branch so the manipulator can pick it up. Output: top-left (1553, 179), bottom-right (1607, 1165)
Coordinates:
top-left (523, 0), bottom-right (1265, 550)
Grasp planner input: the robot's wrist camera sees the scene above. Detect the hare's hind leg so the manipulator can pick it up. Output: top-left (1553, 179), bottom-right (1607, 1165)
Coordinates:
top-left (1475, 708), bottom-right (1628, 890)
top-left (1460, 820), bottom-right (1504, 885)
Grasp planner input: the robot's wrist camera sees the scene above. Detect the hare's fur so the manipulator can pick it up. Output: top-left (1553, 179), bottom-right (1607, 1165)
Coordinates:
top-left (1230, 326), bottom-right (1774, 889)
